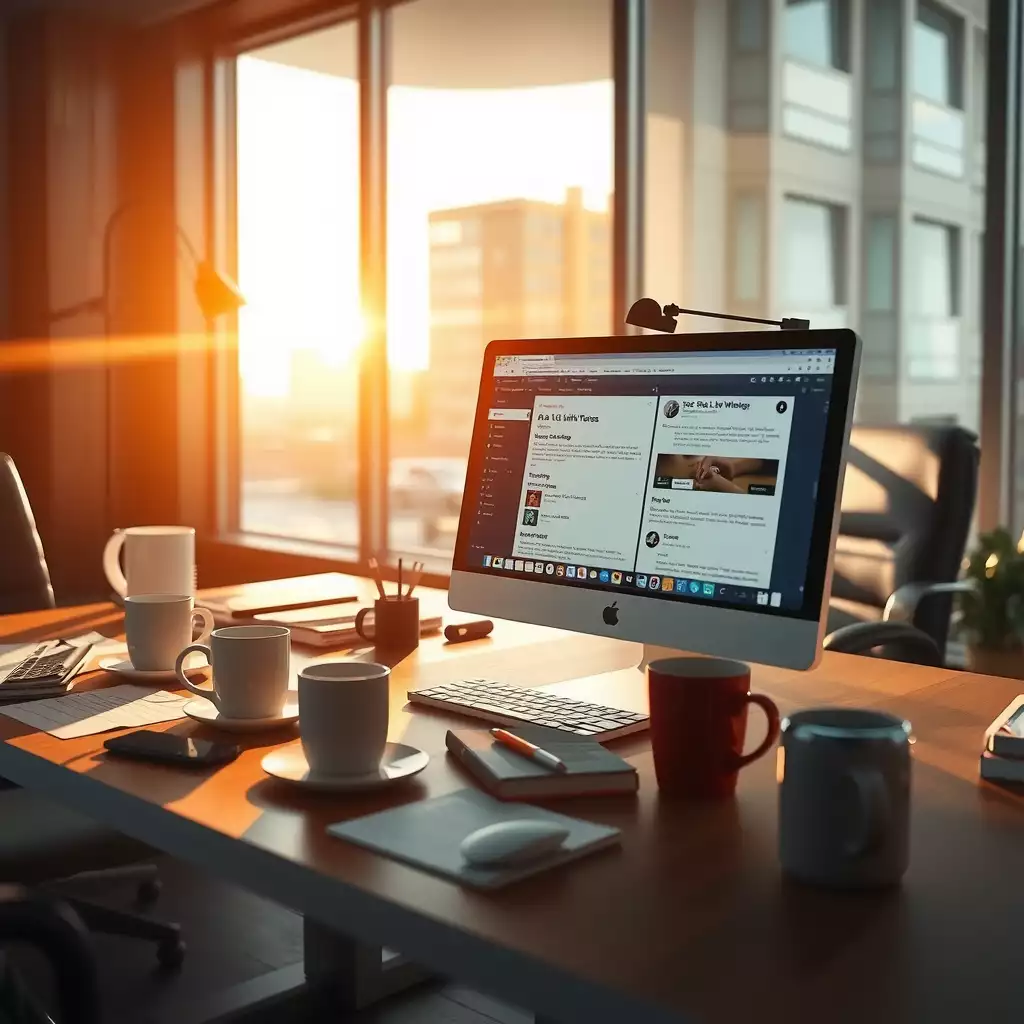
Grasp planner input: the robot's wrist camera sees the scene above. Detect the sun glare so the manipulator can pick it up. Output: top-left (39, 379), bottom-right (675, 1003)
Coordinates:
top-left (236, 54), bottom-right (612, 398)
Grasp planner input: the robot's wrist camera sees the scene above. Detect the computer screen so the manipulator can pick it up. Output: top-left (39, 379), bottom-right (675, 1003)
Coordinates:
top-left (452, 335), bottom-right (856, 629)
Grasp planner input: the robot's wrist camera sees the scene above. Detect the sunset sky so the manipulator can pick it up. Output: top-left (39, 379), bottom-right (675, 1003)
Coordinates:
top-left (236, 56), bottom-right (613, 397)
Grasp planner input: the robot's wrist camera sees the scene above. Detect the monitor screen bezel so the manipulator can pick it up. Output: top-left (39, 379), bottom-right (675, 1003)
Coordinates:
top-left (450, 329), bottom-right (859, 658)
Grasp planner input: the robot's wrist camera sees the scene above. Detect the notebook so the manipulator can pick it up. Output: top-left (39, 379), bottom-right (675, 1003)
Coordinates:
top-left (446, 726), bottom-right (639, 799)
top-left (251, 604), bottom-right (442, 648)
top-left (327, 788), bottom-right (621, 890)
top-left (203, 573), bottom-right (358, 623)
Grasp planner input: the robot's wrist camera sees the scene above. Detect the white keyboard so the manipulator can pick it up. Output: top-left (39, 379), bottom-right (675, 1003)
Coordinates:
top-left (407, 677), bottom-right (649, 742)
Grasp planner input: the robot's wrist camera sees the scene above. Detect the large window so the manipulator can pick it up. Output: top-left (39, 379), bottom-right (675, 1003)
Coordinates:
top-left (385, 0), bottom-right (613, 563)
top-left (235, 24), bottom-right (360, 549)
top-left (218, 0), bottom-right (1000, 573)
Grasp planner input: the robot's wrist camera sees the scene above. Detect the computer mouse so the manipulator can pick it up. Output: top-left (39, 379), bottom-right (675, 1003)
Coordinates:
top-left (459, 820), bottom-right (570, 867)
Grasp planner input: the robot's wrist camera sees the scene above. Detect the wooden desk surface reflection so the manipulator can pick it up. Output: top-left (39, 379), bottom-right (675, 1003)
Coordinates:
top-left (1, 594), bottom-right (1023, 1024)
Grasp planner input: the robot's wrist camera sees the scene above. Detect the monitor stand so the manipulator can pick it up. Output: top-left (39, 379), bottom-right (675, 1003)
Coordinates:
top-left (540, 642), bottom-right (684, 717)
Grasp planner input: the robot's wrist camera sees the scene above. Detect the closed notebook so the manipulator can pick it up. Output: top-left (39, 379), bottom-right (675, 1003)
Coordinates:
top-left (327, 788), bottom-right (621, 890)
top-left (204, 573), bottom-right (358, 622)
top-left (446, 725), bottom-right (639, 799)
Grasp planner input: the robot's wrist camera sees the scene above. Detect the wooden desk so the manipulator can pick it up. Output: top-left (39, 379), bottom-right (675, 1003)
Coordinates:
top-left (1, 598), bottom-right (1023, 1024)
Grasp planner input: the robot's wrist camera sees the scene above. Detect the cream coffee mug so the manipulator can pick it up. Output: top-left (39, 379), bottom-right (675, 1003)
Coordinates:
top-left (175, 625), bottom-right (291, 720)
top-left (103, 526), bottom-right (196, 599)
top-left (124, 594), bottom-right (215, 672)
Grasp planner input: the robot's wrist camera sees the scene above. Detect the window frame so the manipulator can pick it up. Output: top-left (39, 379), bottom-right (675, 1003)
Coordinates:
top-left (205, 0), bottom-right (644, 581)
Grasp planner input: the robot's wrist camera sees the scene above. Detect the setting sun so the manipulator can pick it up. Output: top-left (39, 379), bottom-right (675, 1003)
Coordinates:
top-left (236, 54), bottom-right (612, 397)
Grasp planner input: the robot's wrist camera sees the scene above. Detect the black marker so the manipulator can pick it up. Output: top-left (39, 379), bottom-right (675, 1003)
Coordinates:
top-left (444, 619), bottom-right (494, 644)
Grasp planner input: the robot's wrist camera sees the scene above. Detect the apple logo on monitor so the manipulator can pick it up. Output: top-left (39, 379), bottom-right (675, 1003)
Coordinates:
top-left (603, 601), bottom-right (619, 626)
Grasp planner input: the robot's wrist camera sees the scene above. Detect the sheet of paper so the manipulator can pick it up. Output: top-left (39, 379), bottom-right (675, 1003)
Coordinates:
top-left (0, 684), bottom-right (188, 739)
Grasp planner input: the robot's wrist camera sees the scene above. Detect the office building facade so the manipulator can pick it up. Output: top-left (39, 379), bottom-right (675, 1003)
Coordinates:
top-left (423, 187), bottom-right (611, 453)
top-left (646, 0), bottom-right (986, 431)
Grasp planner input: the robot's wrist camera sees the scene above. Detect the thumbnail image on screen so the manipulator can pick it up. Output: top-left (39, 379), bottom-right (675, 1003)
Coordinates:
top-left (652, 454), bottom-right (780, 496)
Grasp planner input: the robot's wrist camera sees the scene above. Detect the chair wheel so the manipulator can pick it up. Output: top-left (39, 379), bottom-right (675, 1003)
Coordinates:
top-left (137, 878), bottom-right (161, 905)
top-left (157, 937), bottom-right (186, 969)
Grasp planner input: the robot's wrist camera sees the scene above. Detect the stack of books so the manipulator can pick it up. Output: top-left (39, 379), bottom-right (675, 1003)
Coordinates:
top-left (979, 694), bottom-right (1024, 782)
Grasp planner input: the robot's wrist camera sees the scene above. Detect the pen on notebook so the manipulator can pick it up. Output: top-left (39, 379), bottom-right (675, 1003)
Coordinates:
top-left (490, 727), bottom-right (568, 773)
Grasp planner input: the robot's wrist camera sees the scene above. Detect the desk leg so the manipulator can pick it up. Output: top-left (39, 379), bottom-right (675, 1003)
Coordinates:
top-left (303, 918), bottom-right (433, 1010)
top-left (180, 919), bottom-right (432, 1023)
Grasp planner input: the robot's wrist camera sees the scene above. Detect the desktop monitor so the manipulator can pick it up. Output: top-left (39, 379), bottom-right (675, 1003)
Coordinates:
top-left (448, 330), bottom-right (860, 670)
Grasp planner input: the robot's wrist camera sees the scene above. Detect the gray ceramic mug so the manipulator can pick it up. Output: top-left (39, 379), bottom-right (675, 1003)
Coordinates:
top-left (778, 708), bottom-right (912, 888)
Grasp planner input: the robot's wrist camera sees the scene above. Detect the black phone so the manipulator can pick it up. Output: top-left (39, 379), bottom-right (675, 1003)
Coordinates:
top-left (104, 730), bottom-right (240, 768)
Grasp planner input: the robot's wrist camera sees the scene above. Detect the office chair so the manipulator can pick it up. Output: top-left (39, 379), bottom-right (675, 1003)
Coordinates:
top-left (0, 455), bottom-right (55, 615)
top-left (0, 886), bottom-right (100, 1024)
top-left (823, 425), bottom-right (979, 666)
top-left (0, 454), bottom-right (184, 968)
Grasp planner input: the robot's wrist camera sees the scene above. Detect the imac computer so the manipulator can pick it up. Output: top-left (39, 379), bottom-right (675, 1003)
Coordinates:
top-left (447, 329), bottom-right (860, 671)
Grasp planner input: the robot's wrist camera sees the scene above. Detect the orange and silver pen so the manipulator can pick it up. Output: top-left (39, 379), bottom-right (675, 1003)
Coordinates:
top-left (490, 727), bottom-right (567, 773)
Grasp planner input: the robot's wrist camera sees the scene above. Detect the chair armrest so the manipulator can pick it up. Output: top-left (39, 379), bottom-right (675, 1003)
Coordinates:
top-left (882, 580), bottom-right (976, 624)
top-left (0, 886), bottom-right (100, 1024)
top-left (823, 621), bottom-right (943, 666)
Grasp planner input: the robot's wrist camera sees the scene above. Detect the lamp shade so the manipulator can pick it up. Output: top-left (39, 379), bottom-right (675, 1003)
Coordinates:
top-left (193, 261), bottom-right (246, 321)
top-left (625, 297), bottom-right (677, 334)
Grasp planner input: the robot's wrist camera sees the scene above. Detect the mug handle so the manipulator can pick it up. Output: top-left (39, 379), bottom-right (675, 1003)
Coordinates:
top-left (844, 767), bottom-right (890, 858)
top-left (354, 607), bottom-right (375, 641)
top-left (734, 692), bottom-right (781, 768)
top-left (174, 644), bottom-right (219, 709)
top-left (191, 606), bottom-right (215, 645)
top-left (102, 530), bottom-right (127, 598)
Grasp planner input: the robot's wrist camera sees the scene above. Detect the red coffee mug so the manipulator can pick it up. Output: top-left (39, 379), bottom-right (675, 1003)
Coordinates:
top-left (647, 656), bottom-right (780, 799)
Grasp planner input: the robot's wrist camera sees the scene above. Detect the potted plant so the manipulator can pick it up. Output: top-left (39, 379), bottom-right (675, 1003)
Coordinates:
top-left (959, 528), bottom-right (1024, 678)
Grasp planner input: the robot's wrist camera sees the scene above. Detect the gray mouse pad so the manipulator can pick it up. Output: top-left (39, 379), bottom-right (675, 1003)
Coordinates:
top-left (326, 788), bottom-right (621, 890)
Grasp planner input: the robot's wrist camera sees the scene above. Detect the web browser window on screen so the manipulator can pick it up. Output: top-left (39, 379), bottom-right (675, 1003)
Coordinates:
top-left (462, 347), bottom-right (838, 614)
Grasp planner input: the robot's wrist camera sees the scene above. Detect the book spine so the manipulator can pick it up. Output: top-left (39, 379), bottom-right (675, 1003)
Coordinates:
top-left (445, 733), bottom-right (499, 794)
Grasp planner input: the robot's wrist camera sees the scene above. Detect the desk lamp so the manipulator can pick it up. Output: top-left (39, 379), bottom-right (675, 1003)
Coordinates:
top-left (51, 202), bottom-right (244, 328)
top-left (626, 297), bottom-right (809, 333)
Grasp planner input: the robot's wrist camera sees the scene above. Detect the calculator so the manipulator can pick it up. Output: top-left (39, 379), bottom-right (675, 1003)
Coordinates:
top-left (1, 641), bottom-right (93, 692)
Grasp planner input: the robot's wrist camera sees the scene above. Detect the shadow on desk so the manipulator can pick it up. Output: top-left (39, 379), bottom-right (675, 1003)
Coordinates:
top-left (0, 609), bottom-right (122, 644)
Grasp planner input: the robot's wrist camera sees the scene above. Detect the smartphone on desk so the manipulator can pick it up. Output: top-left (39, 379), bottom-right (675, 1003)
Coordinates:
top-left (104, 730), bottom-right (240, 768)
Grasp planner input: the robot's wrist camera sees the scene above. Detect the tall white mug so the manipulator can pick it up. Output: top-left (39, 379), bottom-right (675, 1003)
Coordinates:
top-left (124, 594), bottom-right (215, 673)
top-left (103, 526), bottom-right (195, 598)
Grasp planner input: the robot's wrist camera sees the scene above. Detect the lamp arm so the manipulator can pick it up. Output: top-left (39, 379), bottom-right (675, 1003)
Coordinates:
top-left (100, 200), bottom-right (203, 329)
top-left (663, 304), bottom-right (809, 330)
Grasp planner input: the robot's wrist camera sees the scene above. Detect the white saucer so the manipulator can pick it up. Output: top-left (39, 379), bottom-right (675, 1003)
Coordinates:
top-left (261, 742), bottom-right (429, 792)
top-left (99, 656), bottom-right (207, 684)
top-left (184, 696), bottom-right (300, 732)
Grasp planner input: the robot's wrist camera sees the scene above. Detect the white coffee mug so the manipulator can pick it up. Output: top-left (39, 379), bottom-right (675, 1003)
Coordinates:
top-left (175, 625), bottom-right (291, 720)
top-left (298, 661), bottom-right (390, 776)
top-left (124, 594), bottom-right (215, 673)
top-left (103, 526), bottom-right (196, 599)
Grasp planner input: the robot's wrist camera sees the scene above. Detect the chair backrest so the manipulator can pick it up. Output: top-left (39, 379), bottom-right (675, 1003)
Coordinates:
top-left (0, 455), bottom-right (55, 614)
top-left (833, 425), bottom-right (979, 650)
